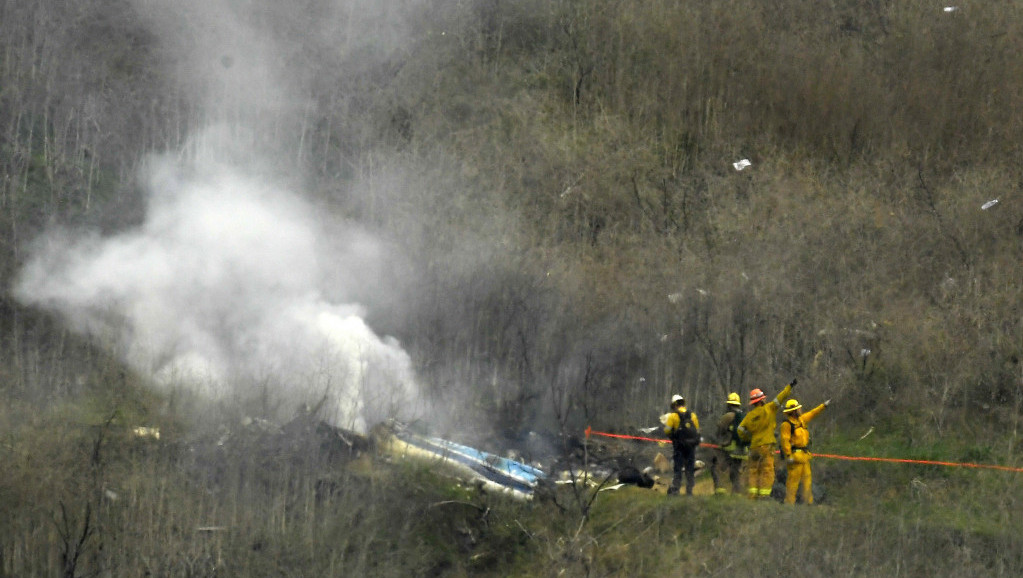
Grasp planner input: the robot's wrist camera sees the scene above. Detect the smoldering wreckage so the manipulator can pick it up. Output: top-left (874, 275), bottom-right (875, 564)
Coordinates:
top-left (130, 409), bottom-right (816, 505)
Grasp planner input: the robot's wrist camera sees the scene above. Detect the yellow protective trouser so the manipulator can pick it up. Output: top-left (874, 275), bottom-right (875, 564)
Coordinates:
top-left (747, 445), bottom-right (775, 499)
top-left (785, 456), bottom-right (813, 504)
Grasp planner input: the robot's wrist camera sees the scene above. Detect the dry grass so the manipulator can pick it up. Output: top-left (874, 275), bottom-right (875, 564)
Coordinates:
top-left (1, 0), bottom-right (1022, 574)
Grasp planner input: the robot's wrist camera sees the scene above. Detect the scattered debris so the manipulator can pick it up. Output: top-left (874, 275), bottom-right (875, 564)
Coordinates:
top-left (653, 452), bottom-right (671, 474)
top-left (378, 422), bottom-right (548, 500)
top-left (941, 276), bottom-right (957, 293)
top-left (859, 426), bottom-right (875, 441)
top-left (733, 159), bottom-right (752, 171)
top-left (188, 407), bottom-right (718, 503)
top-left (982, 199), bottom-right (999, 210)
top-left (131, 426), bottom-right (160, 440)
top-left (615, 465), bottom-right (655, 488)
top-left (555, 469), bottom-right (605, 487)
top-left (943, 6), bottom-right (957, 12)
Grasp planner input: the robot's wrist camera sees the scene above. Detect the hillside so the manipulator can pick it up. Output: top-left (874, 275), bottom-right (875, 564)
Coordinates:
top-left (0, 0), bottom-right (1020, 575)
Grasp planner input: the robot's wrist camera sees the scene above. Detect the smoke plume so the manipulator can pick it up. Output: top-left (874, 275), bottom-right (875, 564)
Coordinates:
top-left (15, 149), bottom-right (418, 431)
top-left (14, 0), bottom-right (425, 432)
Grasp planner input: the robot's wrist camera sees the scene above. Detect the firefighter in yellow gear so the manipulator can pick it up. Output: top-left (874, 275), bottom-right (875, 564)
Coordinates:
top-left (780, 397), bottom-right (831, 504)
top-left (663, 394), bottom-right (701, 495)
top-left (736, 379), bottom-right (795, 499)
top-left (710, 392), bottom-right (747, 494)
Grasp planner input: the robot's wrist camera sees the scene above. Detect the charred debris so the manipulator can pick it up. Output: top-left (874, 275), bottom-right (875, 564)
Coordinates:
top-left (169, 411), bottom-right (675, 501)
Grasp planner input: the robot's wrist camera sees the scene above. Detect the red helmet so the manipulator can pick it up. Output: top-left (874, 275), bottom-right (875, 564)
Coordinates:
top-left (749, 388), bottom-right (766, 405)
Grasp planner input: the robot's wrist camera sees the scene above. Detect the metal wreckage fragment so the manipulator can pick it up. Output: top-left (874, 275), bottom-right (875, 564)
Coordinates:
top-left (375, 421), bottom-right (548, 500)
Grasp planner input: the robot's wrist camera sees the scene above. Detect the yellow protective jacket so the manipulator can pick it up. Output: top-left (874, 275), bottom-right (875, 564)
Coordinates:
top-left (780, 403), bottom-right (826, 462)
top-left (663, 407), bottom-right (700, 436)
top-left (736, 384), bottom-right (792, 448)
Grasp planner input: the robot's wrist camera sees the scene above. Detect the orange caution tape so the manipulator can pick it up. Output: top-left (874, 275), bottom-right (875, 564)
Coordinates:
top-left (810, 452), bottom-right (1023, 472)
top-left (582, 429), bottom-right (716, 449)
top-left (584, 428), bottom-right (1023, 473)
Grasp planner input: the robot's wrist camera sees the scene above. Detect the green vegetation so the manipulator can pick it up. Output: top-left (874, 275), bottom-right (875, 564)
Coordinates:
top-left (1, 0), bottom-right (1021, 575)
top-left (4, 393), bottom-right (1020, 577)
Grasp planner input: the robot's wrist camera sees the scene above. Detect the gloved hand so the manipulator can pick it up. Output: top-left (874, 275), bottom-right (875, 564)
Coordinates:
top-left (790, 378), bottom-right (798, 388)
top-left (824, 399), bottom-right (832, 407)
top-left (786, 456), bottom-right (795, 465)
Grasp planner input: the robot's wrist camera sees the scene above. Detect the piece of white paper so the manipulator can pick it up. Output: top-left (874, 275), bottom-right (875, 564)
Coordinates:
top-left (981, 199), bottom-right (999, 210)
top-left (733, 159), bottom-right (752, 171)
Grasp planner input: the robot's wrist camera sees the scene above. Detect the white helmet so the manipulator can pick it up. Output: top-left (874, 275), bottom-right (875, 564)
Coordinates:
top-left (671, 394), bottom-right (684, 405)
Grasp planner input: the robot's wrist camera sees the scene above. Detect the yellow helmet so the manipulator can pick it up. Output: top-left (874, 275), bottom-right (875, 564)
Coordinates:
top-left (726, 392), bottom-right (741, 406)
top-left (784, 399), bottom-right (802, 413)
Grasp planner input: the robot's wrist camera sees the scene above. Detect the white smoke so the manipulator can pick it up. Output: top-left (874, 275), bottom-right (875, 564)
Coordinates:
top-left (13, 0), bottom-right (431, 431)
top-left (15, 150), bottom-right (419, 432)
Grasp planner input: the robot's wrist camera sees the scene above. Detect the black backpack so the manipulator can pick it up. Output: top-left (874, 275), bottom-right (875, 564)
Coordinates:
top-left (672, 409), bottom-right (701, 448)
top-left (728, 408), bottom-right (747, 448)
